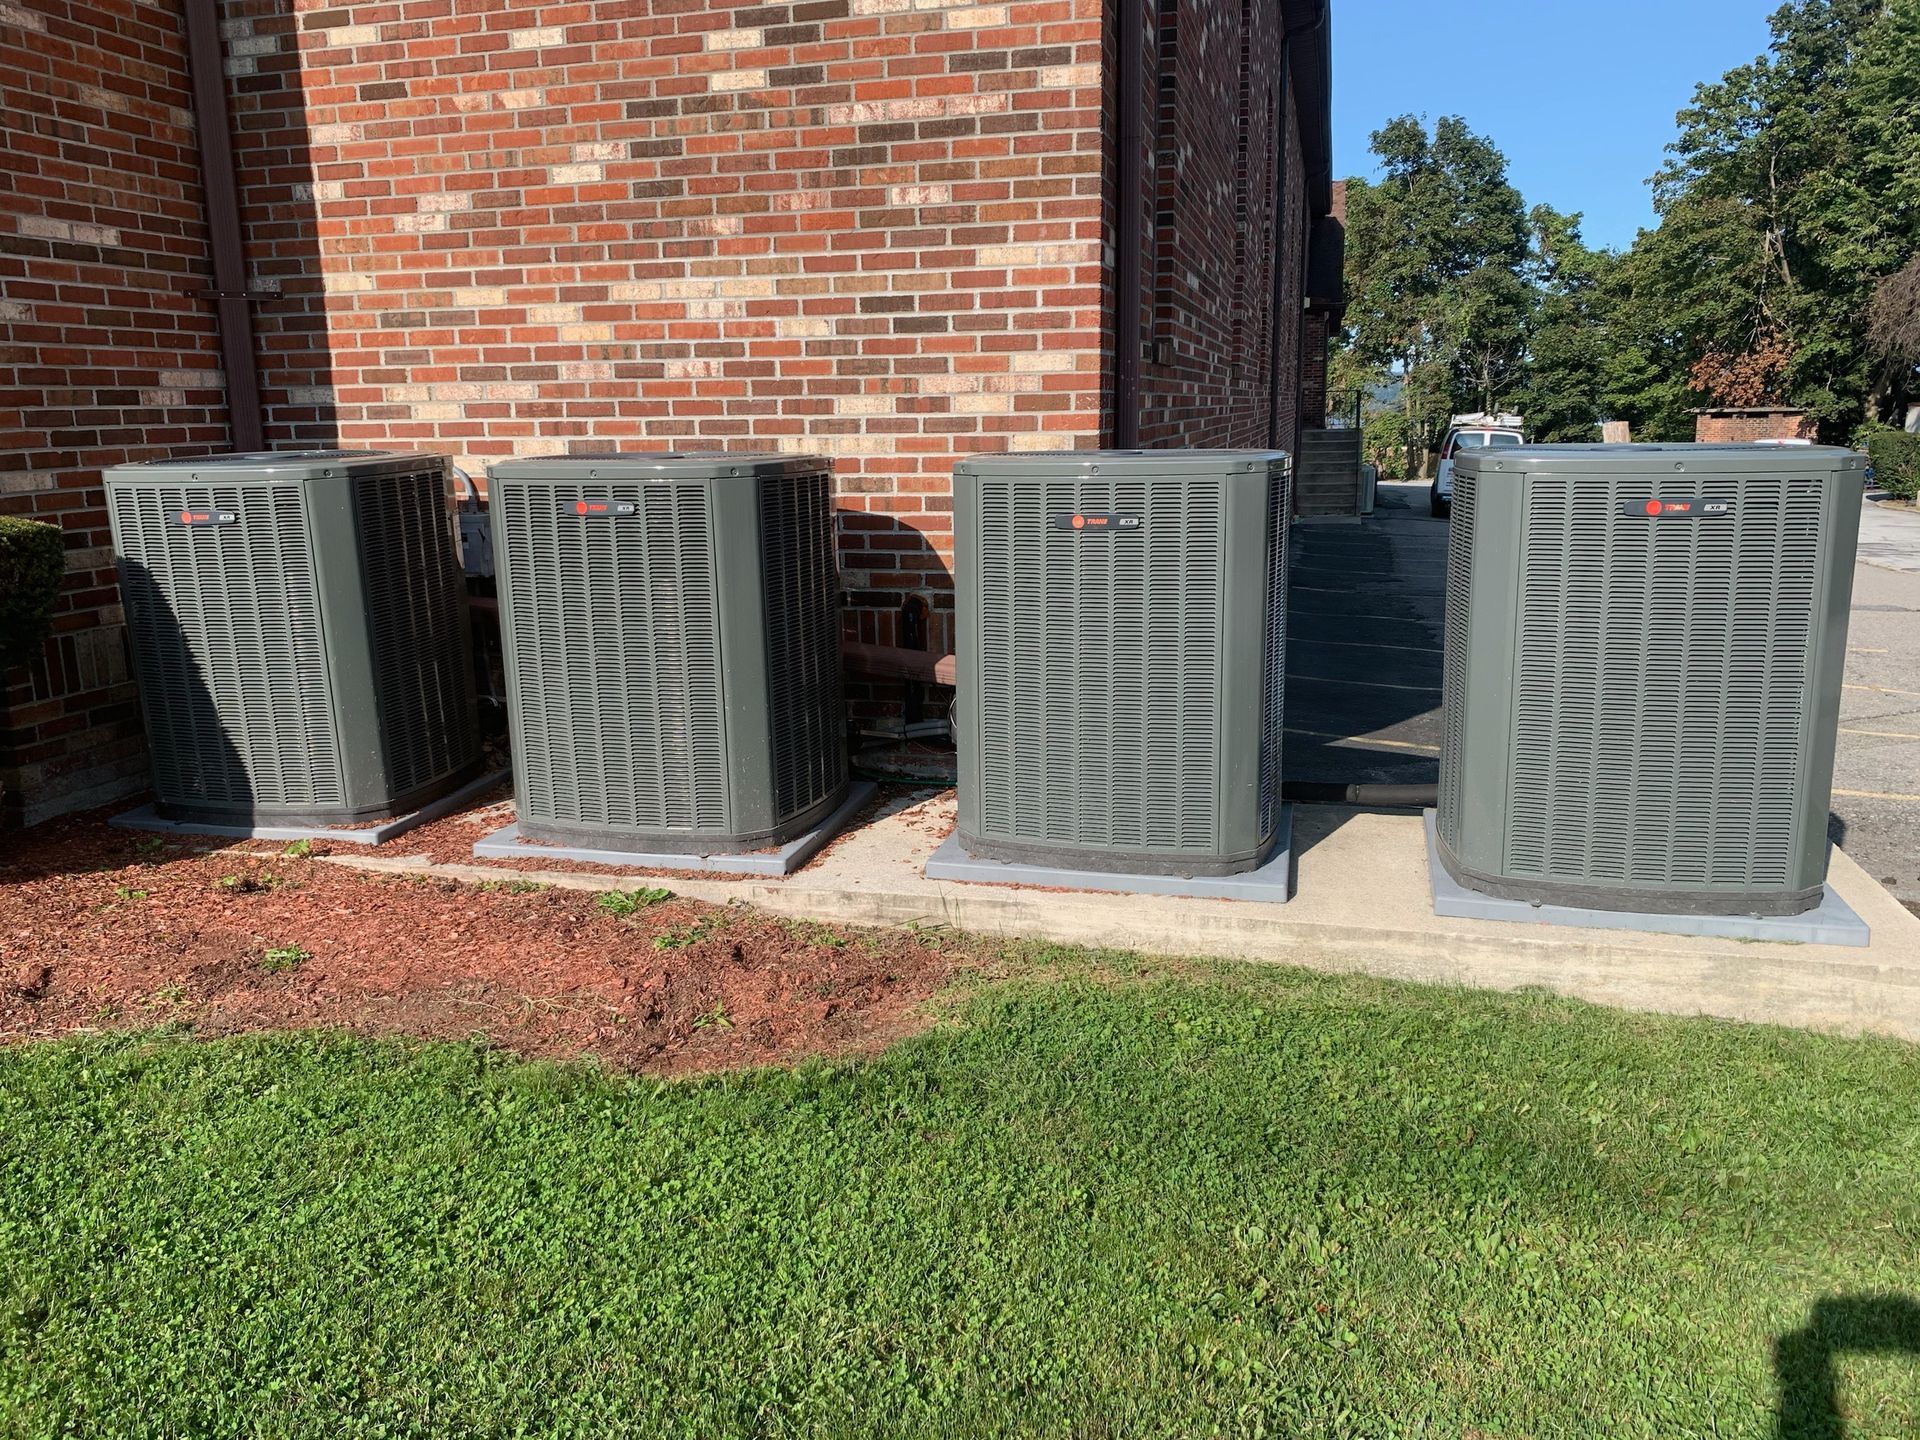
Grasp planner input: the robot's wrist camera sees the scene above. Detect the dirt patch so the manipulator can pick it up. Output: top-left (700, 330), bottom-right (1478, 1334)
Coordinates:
top-left (0, 808), bottom-right (959, 1075)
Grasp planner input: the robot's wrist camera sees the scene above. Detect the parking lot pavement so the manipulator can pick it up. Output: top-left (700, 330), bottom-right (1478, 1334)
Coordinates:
top-left (1287, 482), bottom-right (1920, 906)
top-left (1835, 501), bottom-right (1920, 901)
top-left (1285, 480), bottom-right (1445, 787)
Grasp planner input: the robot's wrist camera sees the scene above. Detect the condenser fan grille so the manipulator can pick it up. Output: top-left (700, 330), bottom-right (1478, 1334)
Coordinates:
top-left (353, 469), bottom-right (477, 798)
top-left (1256, 463), bottom-right (1290, 841)
top-left (500, 482), bottom-right (729, 833)
top-left (112, 483), bottom-right (345, 809)
top-left (1504, 472), bottom-right (1824, 889)
top-left (759, 471), bottom-right (845, 821)
top-left (974, 476), bottom-right (1225, 853)
top-left (1437, 469), bottom-right (1478, 854)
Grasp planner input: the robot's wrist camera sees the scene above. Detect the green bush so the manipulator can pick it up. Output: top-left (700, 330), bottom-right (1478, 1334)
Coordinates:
top-left (0, 515), bottom-right (64, 669)
top-left (1868, 427), bottom-right (1920, 500)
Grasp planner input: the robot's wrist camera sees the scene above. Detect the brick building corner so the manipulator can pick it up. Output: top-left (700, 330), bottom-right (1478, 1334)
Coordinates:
top-left (1, 0), bottom-right (1337, 825)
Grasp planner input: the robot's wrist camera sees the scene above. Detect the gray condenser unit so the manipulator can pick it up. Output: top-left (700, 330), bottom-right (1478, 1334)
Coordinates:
top-left (1437, 443), bottom-right (1865, 916)
top-left (105, 449), bottom-right (482, 826)
top-left (487, 451), bottom-right (846, 852)
top-left (954, 449), bottom-right (1291, 876)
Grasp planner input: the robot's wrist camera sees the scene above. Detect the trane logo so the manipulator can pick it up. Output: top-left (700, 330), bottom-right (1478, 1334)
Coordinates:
top-left (1621, 498), bottom-right (1733, 519)
top-left (175, 509), bottom-right (237, 528)
top-left (1051, 512), bottom-right (1142, 533)
top-left (570, 500), bottom-right (638, 517)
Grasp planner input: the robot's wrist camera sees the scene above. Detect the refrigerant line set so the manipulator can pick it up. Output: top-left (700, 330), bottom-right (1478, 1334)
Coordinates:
top-left (102, 442), bottom-right (1867, 935)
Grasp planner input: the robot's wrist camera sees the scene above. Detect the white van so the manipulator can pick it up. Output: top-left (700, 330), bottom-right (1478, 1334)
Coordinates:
top-left (1432, 415), bottom-right (1524, 518)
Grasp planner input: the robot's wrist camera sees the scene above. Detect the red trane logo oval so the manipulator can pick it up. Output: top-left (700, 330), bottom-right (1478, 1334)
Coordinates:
top-left (1644, 499), bottom-right (1663, 517)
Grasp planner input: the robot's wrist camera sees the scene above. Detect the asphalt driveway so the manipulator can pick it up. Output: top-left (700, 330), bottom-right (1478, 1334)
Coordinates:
top-left (1285, 480), bottom-right (1445, 788)
top-left (1286, 478), bottom-right (1920, 904)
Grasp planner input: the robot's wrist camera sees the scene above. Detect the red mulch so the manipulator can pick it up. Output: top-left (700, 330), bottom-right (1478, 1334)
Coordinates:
top-left (0, 808), bottom-right (957, 1075)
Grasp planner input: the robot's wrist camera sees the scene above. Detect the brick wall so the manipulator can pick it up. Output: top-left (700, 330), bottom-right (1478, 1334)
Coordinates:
top-left (220, 0), bottom-right (1111, 658)
top-left (1131, 0), bottom-right (1301, 451)
top-left (1694, 409), bottom-right (1818, 443)
top-left (0, 0), bottom-right (229, 825)
top-left (0, 0), bottom-right (1327, 822)
top-left (1298, 307), bottom-right (1328, 427)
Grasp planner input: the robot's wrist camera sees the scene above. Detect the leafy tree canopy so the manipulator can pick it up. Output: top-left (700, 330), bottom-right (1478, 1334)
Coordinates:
top-left (1337, 0), bottom-right (1920, 464)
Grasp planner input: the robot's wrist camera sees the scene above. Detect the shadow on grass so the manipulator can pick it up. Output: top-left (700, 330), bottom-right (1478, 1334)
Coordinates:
top-left (1777, 1293), bottom-right (1920, 1438)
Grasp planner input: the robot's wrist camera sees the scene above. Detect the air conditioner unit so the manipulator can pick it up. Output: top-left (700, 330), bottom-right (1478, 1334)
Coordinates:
top-left (105, 449), bottom-right (481, 826)
top-left (1437, 443), bottom-right (1864, 916)
top-left (953, 449), bottom-right (1291, 876)
top-left (487, 452), bottom-right (846, 852)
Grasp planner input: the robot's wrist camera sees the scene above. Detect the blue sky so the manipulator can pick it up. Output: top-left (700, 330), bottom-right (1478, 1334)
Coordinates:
top-left (1332, 0), bottom-right (1781, 252)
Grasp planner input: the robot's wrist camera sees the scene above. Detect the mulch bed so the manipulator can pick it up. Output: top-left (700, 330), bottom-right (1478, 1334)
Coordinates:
top-left (0, 807), bottom-right (958, 1075)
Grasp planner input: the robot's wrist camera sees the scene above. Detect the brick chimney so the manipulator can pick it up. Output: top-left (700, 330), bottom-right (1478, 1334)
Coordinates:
top-left (1694, 408), bottom-right (1817, 443)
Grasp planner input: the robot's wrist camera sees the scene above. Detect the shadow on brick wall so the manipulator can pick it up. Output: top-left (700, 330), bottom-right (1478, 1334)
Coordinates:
top-left (225, 0), bottom-right (352, 453)
top-left (836, 510), bottom-right (957, 735)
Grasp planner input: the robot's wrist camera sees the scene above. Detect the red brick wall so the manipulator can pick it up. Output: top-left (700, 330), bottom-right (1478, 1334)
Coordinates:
top-left (221, 0), bottom-right (1111, 657)
top-left (1298, 306), bottom-right (1329, 428)
top-left (1129, 0), bottom-right (1301, 451)
top-left (0, 0), bottom-right (1326, 821)
top-left (0, 0), bottom-right (229, 824)
top-left (1694, 410), bottom-right (1817, 443)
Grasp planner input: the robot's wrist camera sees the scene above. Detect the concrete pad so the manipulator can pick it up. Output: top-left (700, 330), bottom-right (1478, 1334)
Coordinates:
top-left (111, 769), bottom-right (509, 847)
top-left (925, 806), bottom-right (1292, 902)
top-left (323, 791), bottom-right (1920, 1042)
top-left (470, 781), bottom-right (877, 877)
top-left (1423, 811), bottom-right (1870, 948)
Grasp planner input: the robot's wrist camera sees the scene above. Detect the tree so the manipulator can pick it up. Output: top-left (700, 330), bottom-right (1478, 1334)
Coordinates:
top-left (1867, 256), bottom-right (1920, 420)
top-left (1645, 0), bottom-right (1920, 436)
top-left (1341, 116), bottom-right (1529, 475)
top-left (1516, 206), bottom-right (1611, 442)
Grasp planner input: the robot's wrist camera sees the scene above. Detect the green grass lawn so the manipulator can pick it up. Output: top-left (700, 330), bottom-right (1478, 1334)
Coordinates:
top-left (3, 953), bottom-right (1918, 1438)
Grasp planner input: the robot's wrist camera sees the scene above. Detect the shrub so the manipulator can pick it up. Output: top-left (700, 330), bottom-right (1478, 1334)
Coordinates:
top-left (0, 515), bottom-right (64, 669)
top-left (1867, 428), bottom-right (1920, 501)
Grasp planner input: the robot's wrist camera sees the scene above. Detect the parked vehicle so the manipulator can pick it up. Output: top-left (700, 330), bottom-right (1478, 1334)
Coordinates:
top-left (1432, 413), bottom-right (1523, 518)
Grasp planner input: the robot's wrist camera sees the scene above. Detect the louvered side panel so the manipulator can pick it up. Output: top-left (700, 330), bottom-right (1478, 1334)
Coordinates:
top-left (1436, 470), bottom-right (1477, 851)
top-left (1507, 473), bottom-right (1822, 890)
top-left (353, 468), bottom-right (477, 795)
top-left (112, 483), bottom-right (344, 809)
top-left (501, 483), bottom-right (729, 833)
top-left (1256, 463), bottom-right (1290, 841)
top-left (975, 477), bottom-right (1224, 854)
top-left (759, 471), bottom-right (846, 821)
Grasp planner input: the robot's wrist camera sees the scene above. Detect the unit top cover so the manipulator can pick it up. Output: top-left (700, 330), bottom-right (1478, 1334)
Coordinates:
top-left (955, 449), bottom-right (1291, 478)
top-left (1452, 443), bottom-right (1864, 475)
top-left (109, 450), bottom-right (432, 479)
top-left (486, 451), bottom-right (828, 481)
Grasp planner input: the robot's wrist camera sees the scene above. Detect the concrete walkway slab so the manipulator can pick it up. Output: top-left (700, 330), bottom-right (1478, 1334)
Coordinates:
top-left (325, 790), bottom-right (1920, 1042)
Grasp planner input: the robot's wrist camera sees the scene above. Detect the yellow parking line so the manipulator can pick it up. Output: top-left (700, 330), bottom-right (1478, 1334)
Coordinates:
top-left (1841, 727), bottom-right (1920, 741)
top-left (1834, 787), bottom-right (1920, 803)
top-left (1845, 683), bottom-right (1920, 698)
top-left (1285, 727), bottom-right (1440, 754)
top-left (1849, 646), bottom-right (1888, 654)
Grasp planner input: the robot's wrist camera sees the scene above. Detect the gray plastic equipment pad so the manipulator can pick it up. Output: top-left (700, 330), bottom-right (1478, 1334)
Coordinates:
top-left (1424, 811), bottom-right (1869, 947)
top-left (110, 770), bottom-right (509, 847)
top-left (472, 781), bottom-right (876, 876)
top-left (926, 805), bottom-right (1293, 902)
